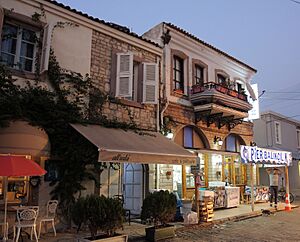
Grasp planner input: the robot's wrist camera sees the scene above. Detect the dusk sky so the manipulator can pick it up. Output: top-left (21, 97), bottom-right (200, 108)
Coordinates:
top-left (58, 0), bottom-right (300, 120)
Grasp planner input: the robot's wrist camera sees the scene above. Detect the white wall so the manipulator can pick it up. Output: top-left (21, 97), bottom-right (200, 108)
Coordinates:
top-left (0, 0), bottom-right (92, 75)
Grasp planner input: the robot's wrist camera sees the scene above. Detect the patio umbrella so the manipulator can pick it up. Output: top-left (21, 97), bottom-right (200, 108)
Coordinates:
top-left (0, 155), bottom-right (46, 241)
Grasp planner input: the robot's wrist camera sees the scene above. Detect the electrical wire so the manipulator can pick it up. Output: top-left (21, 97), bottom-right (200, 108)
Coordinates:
top-left (289, 0), bottom-right (300, 4)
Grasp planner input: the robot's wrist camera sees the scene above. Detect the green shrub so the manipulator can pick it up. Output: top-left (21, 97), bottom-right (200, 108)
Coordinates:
top-left (72, 194), bottom-right (125, 239)
top-left (141, 190), bottom-right (177, 227)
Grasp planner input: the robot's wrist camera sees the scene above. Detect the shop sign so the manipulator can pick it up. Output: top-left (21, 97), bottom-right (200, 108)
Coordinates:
top-left (111, 154), bottom-right (130, 161)
top-left (240, 145), bottom-right (292, 165)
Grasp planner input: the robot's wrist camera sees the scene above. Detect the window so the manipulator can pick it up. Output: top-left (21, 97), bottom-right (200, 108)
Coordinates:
top-left (236, 83), bottom-right (243, 93)
top-left (173, 56), bottom-right (184, 92)
top-left (275, 121), bottom-right (282, 144)
top-left (217, 73), bottom-right (227, 86)
top-left (1, 22), bottom-right (38, 72)
top-left (115, 53), bottom-right (158, 104)
top-left (297, 129), bottom-right (300, 148)
top-left (183, 126), bottom-right (193, 148)
top-left (194, 64), bottom-right (204, 86)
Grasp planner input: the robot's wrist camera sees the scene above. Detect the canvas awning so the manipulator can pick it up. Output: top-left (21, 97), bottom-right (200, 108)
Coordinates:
top-left (71, 124), bottom-right (196, 165)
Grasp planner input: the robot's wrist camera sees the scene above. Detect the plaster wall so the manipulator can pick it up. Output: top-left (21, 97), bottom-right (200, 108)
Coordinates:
top-left (0, 0), bottom-right (92, 75)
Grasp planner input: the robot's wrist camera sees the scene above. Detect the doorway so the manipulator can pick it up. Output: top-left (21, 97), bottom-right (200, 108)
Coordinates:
top-left (123, 163), bottom-right (146, 215)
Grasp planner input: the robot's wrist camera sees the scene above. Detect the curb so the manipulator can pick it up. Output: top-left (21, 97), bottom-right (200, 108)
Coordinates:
top-left (175, 204), bottom-right (299, 232)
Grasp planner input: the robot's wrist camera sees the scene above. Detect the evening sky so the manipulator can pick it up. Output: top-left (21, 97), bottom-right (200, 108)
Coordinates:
top-left (58, 0), bottom-right (300, 120)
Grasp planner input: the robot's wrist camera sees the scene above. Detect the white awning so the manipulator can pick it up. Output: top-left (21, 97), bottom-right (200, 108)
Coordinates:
top-left (71, 124), bottom-right (197, 165)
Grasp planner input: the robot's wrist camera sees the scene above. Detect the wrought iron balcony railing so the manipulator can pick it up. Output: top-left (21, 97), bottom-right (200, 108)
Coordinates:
top-left (190, 82), bottom-right (247, 101)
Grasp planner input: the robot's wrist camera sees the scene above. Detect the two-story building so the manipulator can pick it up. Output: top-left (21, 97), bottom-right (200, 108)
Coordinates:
top-left (0, 0), bottom-right (195, 215)
top-left (144, 22), bottom-right (258, 200)
top-left (254, 111), bottom-right (300, 196)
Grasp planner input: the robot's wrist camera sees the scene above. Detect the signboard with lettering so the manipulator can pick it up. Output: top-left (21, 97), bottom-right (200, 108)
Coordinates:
top-left (240, 145), bottom-right (292, 166)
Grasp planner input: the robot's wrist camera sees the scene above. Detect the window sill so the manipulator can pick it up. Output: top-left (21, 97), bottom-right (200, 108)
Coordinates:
top-left (8, 68), bottom-right (37, 80)
top-left (172, 90), bottom-right (189, 99)
top-left (112, 98), bottom-right (144, 109)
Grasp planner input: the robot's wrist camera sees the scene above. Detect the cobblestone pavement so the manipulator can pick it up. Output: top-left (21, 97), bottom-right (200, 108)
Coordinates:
top-left (170, 205), bottom-right (300, 242)
top-left (6, 201), bottom-right (299, 242)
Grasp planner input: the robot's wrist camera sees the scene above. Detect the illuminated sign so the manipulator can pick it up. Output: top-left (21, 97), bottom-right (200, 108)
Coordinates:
top-left (240, 145), bottom-right (292, 166)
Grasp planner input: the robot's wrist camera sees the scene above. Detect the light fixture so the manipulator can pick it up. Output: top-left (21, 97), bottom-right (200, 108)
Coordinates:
top-left (214, 136), bottom-right (223, 146)
top-left (166, 131), bottom-right (174, 140)
top-left (250, 141), bottom-right (257, 146)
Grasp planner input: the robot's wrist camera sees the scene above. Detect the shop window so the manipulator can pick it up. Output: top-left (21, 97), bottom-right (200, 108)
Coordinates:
top-left (173, 165), bottom-right (182, 198)
top-left (274, 121), bottom-right (282, 144)
top-left (0, 176), bottom-right (29, 203)
top-left (185, 166), bottom-right (195, 188)
top-left (173, 55), bottom-right (184, 92)
top-left (183, 126), bottom-right (193, 148)
top-left (115, 53), bottom-right (158, 104)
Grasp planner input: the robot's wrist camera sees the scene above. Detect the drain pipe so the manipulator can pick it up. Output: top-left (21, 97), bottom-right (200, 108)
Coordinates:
top-left (160, 23), bottom-right (171, 133)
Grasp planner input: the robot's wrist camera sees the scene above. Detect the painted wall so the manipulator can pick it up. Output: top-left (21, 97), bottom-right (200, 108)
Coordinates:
top-left (143, 23), bottom-right (256, 107)
top-left (254, 112), bottom-right (300, 191)
top-left (0, 0), bottom-right (92, 75)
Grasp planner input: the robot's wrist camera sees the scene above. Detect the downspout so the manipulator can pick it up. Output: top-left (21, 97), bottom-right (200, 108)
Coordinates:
top-left (160, 23), bottom-right (170, 133)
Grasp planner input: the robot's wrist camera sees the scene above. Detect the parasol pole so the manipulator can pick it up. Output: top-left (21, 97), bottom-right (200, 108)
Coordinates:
top-left (3, 176), bottom-right (8, 241)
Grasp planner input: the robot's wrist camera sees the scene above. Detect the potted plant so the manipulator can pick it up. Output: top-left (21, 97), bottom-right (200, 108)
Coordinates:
top-left (72, 194), bottom-right (127, 242)
top-left (141, 190), bottom-right (177, 241)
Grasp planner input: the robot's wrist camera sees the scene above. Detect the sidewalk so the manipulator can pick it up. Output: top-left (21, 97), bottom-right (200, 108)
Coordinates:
top-left (8, 202), bottom-right (298, 242)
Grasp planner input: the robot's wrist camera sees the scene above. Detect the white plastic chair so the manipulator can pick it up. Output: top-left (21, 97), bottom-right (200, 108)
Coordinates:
top-left (38, 200), bottom-right (58, 238)
top-left (13, 206), bottom-right (39, 242)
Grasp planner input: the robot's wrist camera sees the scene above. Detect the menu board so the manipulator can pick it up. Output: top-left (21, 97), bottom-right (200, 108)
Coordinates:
top-left (225, 187), bottom-right (240, 208)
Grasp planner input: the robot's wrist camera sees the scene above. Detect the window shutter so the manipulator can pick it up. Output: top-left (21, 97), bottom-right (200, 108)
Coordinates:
top-left (0, 8), bottom-right (4, 52)
top-left (143, 63), bottom-right (158, 104)
top-left (116, 53), bottom-right (133, 97)
top-left (40, 23), bottom-right (53, 74)
top-left (0, 8), bottom-right (4, 41)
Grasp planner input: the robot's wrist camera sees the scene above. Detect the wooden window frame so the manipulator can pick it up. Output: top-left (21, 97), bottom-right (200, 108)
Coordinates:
top-left (192, 59), bottom-right (208, 86)
top-left (1, 21), bottom-right (39, 73)
top-left (170, 49), bottom-right (188, 96)
top-left (173, 55), bottom-right (184, 92)
top-left (215, 69), bottom-right (230, 87)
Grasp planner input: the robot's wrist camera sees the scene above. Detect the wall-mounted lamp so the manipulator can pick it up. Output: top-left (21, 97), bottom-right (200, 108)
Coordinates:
top-left (214, 136), bottom-right (223, 146)
top-left (250, 141), bottom-right (257, 146)
top-left (166, 131), bottom-right (174, 140)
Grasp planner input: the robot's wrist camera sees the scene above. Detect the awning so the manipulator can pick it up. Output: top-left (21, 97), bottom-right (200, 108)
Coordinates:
top-left (71, 124), bottom-right (196, 165)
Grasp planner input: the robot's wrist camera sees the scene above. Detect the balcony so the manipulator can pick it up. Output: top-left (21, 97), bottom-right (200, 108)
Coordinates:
top-left (190, 82), bottom-right (252, 130)
top-left (190, 82), bottom-right (252, 112)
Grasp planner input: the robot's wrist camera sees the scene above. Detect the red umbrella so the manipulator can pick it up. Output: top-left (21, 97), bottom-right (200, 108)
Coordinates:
top-left (0, 155), bottom-right (46, 176)
top-left (0, 155), bottom-right (46, 241)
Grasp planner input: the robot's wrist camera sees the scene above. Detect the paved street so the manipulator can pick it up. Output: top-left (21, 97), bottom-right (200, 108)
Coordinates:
top-left (171, 205), bottom-right (300, 242)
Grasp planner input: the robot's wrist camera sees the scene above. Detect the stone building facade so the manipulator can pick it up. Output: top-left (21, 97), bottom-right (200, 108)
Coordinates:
top-left (144, 22), bottom-right (258, 200)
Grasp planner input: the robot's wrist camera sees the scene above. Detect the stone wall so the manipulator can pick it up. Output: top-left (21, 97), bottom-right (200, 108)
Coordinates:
top-left (90, 30), bottom-right (159, 131)
top-left (164, 102), bottom-right (253, 147)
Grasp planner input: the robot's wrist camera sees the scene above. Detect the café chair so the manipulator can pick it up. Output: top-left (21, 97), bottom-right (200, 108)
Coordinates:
top-left (0, 222), bottom-right (8, 240)
top-left (13, 206), bottom-right (39, 242)
top-left (38, 200), bottom-right (58, 238)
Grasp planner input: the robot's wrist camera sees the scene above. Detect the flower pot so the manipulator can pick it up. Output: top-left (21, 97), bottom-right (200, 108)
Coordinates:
top-left (145, 225), bottom-right (175, 241)
top-left (81, 234), bottom-right (128, 242)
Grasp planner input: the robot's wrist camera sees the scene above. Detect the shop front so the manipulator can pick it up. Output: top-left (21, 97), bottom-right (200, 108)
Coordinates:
top-left (0, 121), bottom-right (51, 206)
top-left (171, 126), bottom-right (255, 205)
top-left (240, 145), bottom-right (293, 210)
top-left (71, 124), bottom-right (197, 215)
